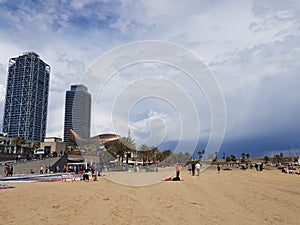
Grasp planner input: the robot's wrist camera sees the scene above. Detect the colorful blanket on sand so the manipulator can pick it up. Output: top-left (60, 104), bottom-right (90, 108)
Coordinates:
top-left (0, 183), bottom-right (15, 190)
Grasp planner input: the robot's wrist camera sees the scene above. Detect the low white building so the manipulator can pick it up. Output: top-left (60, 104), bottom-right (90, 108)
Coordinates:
top-left (40, 137), bottom-right (66, 155)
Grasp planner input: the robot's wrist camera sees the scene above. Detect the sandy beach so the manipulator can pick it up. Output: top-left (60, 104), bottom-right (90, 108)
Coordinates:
top-left (1, 166), bottom-right (299, 225)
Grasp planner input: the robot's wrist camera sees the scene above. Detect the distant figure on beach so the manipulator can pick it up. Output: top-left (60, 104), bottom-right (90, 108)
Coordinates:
top-left (9, 165), bottom-right (13, 176)
top-left (40, 166), bottom-right (44, 174)
top-left (4, 164), bottom-right (9, 177)
top-left (255, 163), bottom-right (259, 171)
top-left (30, 168), bottom-right (34, 174)
top-left (187, 163), bottom-right (192, 173)
top-left (259, 163), bottom-right (263, 171)
top-left (191, 161), bottom-right (196, 176)
top-left (83, 168), bottom-right (89, 181)
top-left (175, 162), bottom-right (180, 178)
top-left (195, 162), bottom-right (201, 176)
top-left (217, 165), bottom-right (221, 174)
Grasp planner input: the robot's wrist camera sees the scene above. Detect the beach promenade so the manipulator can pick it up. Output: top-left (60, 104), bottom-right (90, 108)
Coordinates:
top-left (0, 166), bottom-right (299, 225)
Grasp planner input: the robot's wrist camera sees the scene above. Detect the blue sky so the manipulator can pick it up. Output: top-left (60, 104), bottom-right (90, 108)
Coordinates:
top-left (0, 0), bottom-right (300, 157)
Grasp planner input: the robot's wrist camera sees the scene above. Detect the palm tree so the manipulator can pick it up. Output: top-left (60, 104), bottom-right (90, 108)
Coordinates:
top-left (263, 156), bottom-right (269, 163)
top-left (33, 141), bottom-right (40, 150)
top-left (138, 144), bottom-right (150, 165)
top-left (273, 154), bottom-right (281, 163)
top-left (197, 150), bottom-right (205, 160)
top-left (241, 152), bottom-right (246, 163)
top-left (119, 136), bottom-right (136, 164)
top-left (12, 136), bottom-right (25, 154)
top-left (230, 154), bottom-right (237, 162)
top-left (149, 146), bottom-right (159, 162)
top-left (159, 149), bottom-right (172, 165)
top-left (162, 149), bottom-right (172, 160)
top-left (105, 135), bottom-right (136, 164)
top-left (279, 152), bottom-right (284, 162)
top-left (246, 153), bottom-right (250, 162)
top-left (105, 139), bottom-right (125, 163)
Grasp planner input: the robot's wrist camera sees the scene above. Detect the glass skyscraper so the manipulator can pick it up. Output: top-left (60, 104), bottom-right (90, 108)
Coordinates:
top-left (2, 52), bottom-right (50, 141)
top-left (64, 84), bottom-right (91, 145)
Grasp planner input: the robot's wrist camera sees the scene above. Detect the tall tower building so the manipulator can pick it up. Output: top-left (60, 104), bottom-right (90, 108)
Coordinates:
top-left (2, 52), bottom-right (50, 141)
top-left (64, 84), bottom-right (91, 145)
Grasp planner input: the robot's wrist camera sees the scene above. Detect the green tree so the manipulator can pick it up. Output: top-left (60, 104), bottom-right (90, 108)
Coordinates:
top-left (241, 152), bottom-right (246, 163)
top-left (105, 135), bottom-right (137, 164)
top-left (197, 150), bottom-right (205, 160)
top-left (162, 149), bottom-right (172, 160)
top-left (230, 154), bottom-right (237, 162)
top-left (279, 152), bottom-right (284, 162)
top-left (138, 144), bottom-right (150, 165)
top-left (158, 149), bottom-right (173, 164)
top-left (105, 140), bottom-right (124, 163)
top-left (12, 136), bottom-right (25, 154)
top-left (119, 136), bottom-right (136, 164)
top-left (273, 154), bottom-right (281, 163)
top-left (149, 146), bottom-right (159, 162)
top-left (263, 156), bottom-right (269, 164)
top-left (246, 153), bottom-right (250, 162)
top-left (33, 141), bottom-right (40, 150)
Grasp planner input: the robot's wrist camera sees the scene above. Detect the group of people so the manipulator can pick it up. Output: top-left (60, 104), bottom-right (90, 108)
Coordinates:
top-left (3, 164), bottom-right (13, 177)
top-left (29, 165), bottom-right (51, 174)
top-left (39, 165), bottom-right (50, 174)
top-left (188, 161), bottom-right (202, 176)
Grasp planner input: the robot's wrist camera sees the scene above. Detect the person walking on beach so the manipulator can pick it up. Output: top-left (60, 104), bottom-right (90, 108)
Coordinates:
top-left (187, 163), bottom-right (192, 173)
top-left (217, 165), bottom-right (221, 174)
top-left (40, 166), bottom-right (44, 174)
top-left (195, 162), bottom-right (201, 176)
top-left (191, 161), bottom-right (196, 176)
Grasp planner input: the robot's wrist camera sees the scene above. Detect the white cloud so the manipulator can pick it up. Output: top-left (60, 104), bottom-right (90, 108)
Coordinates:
top-left (0, 0), bottom-right (299, 153)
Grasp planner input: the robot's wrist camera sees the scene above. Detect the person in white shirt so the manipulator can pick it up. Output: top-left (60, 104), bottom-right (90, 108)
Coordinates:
top-left (195, 162), bottom-right (201, 176)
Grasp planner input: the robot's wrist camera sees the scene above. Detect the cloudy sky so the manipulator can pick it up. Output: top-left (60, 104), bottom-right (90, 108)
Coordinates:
top-left (0, 0), bottom-right (299, 157)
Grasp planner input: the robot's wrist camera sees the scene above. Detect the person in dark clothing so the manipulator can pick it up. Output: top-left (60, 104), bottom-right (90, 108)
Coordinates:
top-left (9, 165), bottom-right (13, 176)
top-left (191, 161), bottom-right (196, 176)
top-left (259, 163), bottom-right (263, 171)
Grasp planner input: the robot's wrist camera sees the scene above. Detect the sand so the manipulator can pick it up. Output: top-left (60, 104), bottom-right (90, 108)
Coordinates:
top-left (0, 166), bottom-right (299, 225)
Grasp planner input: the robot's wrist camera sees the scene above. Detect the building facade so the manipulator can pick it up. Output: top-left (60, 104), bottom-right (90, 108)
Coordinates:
top-left (2, 52), bottom-right (50, 141)
top-left (40, 137), bottom-right (66, 155)
top-left (64, 84), bottom-right (91, 145)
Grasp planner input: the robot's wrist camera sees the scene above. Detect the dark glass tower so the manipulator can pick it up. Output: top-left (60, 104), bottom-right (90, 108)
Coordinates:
top-left (2, 52), bottom-right (50, 141)
top-left (63, 84), bottom-right (91, 145)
